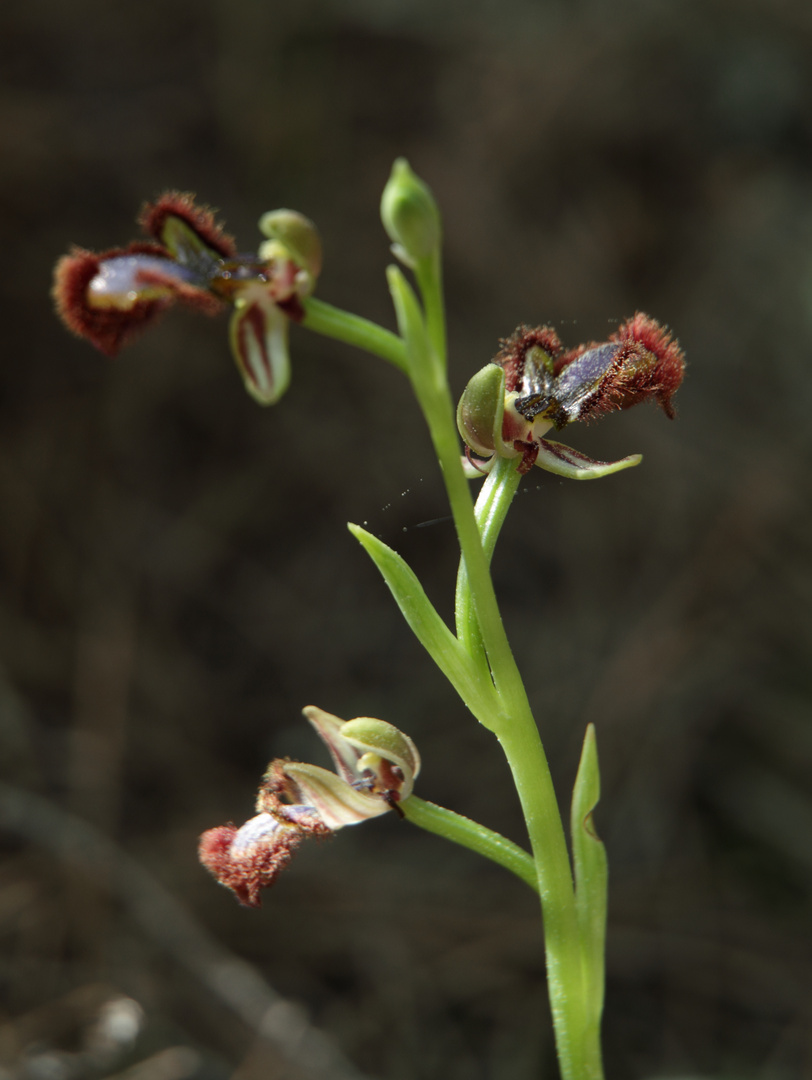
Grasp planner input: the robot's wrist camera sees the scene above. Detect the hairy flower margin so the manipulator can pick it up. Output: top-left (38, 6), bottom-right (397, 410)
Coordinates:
top-left (457, 314), bottom-right (686, 480)
top-left (52, 193), bottom-right (322, 404)
top-left (198, 707), bottom-right (420, 907)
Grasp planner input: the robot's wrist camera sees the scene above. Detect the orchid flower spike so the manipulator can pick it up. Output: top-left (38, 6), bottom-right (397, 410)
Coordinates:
top-left (52, 193), bottom-right (322, 405)
top-left (457, 314), bottom-right (685, 479)
top-left (198, 707), bottom-right (420, 907)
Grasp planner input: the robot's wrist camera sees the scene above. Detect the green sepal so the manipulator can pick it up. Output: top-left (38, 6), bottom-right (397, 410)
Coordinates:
top-left (348, 523), bottom-right (499, 728)
top-left (456, 362), bottom-right (509, 458)
top-left (570, 723), bottom-right (608, 1029)
top-left (341, 717), bottom-right (421, 798)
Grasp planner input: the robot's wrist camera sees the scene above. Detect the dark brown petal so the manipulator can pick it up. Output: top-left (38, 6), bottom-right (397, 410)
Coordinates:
top-left (494, 324), bottom-right (563, 392)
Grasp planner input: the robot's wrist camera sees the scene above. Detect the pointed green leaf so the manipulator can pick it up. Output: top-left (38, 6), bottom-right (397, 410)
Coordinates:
top-left (348, 523), bottom-right (499, 727)
top-left (571, 723), bottom-right (608, 1028)
top-left (386, 266), bottom-right (425, 350)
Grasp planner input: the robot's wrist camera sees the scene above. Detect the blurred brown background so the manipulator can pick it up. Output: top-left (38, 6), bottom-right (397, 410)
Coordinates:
top-left (2, 1), bottom-right (812, 1078)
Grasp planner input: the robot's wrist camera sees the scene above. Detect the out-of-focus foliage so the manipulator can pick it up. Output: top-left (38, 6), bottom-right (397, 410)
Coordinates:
top-left (1, 1), bottom-right (812, 1078)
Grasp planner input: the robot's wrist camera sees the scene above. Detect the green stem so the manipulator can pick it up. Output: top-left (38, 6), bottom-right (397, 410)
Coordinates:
top-left (401, 795), bottom-right (538, 893)
top-left (301, 297), bottom-right (408, 373)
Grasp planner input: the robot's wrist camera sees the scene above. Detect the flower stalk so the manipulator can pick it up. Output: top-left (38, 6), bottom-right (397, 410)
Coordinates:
top-left (400, 795), bottom-right (538, 893)
top-left (301, 296), bottom-right (408, 373)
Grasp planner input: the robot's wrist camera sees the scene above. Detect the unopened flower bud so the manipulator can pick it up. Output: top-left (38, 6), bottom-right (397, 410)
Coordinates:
top-left (380, 158), bottom-right (441, 264)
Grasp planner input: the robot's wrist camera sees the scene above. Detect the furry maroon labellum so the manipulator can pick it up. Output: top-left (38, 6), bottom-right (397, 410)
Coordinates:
top-left (52, 193), bottom-right (322, 405)
top-left (198, 708), bottom-right (420, 907)
top-left (458, 314), bottom-right (684, 481)
top-left (198, 800), bottom-right (329, 909)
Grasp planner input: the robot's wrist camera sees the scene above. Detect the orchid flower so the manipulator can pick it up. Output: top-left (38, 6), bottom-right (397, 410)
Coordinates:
top-left (198, 707), bottom-right (420, 907)
top-left (52, 193), bottom-right (322, 405)
top-left (457, 313), bottom-right (685, 479)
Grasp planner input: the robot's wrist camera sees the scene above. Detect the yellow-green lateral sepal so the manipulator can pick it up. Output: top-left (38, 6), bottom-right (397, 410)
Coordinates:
top-left (570, 723), bottom-right (608, 1029)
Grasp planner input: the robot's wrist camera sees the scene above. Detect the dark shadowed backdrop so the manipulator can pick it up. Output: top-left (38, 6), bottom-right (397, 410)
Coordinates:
top-left (2, 1), bottom-right (812, 1078)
